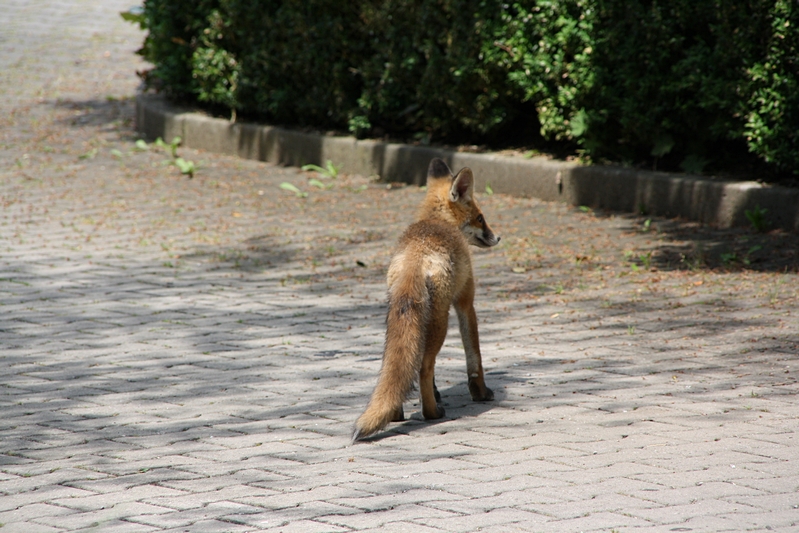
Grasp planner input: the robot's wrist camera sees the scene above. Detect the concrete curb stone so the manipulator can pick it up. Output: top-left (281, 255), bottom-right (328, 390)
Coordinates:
top-left (137, 93), bottom-right (799, 231)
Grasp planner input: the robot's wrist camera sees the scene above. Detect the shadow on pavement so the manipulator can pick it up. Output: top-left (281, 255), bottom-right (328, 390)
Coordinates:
top-left (3, 239), bottom-right (796, 454)
top-left (52, 97), bottom-right (139, 139)
top-left (585, 208), bottom-right (799, 273)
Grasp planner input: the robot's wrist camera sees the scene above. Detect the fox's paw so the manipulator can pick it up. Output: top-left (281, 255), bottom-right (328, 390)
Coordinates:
top-left (423, 403), bottom-right (446, 420)
top-left (390, 405), bottom-right (405, 422)
top-left (468, 381), bottom-right (494, 402)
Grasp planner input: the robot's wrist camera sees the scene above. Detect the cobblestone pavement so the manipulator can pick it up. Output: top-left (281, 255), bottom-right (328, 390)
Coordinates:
top-left (2, 2), bottom-right (799, 532)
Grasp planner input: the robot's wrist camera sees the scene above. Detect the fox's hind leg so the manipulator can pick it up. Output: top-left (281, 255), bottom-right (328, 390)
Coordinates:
top-left (391, 405), bottom-right (405, 422)
top-left (420, 310), bottom-right (448, 420)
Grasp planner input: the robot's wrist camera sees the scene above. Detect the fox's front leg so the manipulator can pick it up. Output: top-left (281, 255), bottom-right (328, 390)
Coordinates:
top-left (455, 278), bottom-right (494, 401)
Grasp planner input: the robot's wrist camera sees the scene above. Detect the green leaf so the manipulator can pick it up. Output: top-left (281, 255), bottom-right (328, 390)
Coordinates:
top-left (169, 137), bottom-right (181, 158)
top-left (569, 109), bottom-right (588, 138)
top-left (309, 178), bottom-right (331, 189)
top-left (120, 7), bottom-right (145, 27)
top-left (721, 252), bottom-right (737, 264)
top-left (485, 182), bottom-right (494, 195)
top-left (325, 160), bottom-right (340, 178)
top-left (134, 139), bottom-right (149, 151)
top-left (153, 137), bottom-right (167, 149)
top-left (302, 160), bottom-right (340, 179)
top-left (174, 157), bottom-right (195, 177)
top-left (302, 163), bottom-right (326, 174)
top-left (745, 205), bottom-right (770, 232)
top-left (280, 182), bottom-right (308, 197)
top-left (651, 134), bottom-right (675, 158)
top-left (680, 155), bottom-right (710, 174)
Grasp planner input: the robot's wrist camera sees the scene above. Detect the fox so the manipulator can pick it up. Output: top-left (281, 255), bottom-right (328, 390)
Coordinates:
top-left (352, 158), bottom-right (500, 442)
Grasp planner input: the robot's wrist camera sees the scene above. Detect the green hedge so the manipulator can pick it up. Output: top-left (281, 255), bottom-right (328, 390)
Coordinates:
top-left (131, 0), bottom-right (799, 175)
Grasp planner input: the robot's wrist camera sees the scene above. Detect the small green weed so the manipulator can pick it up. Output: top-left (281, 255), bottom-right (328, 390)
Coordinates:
top-left (144, 137), bottom-right (196, 177)
top-left (302, 160), bottom-right (340, 179)
top-left (680, 154), bottom-right (710, 174)
top-left (639, 252), bottom-right (652, 269)
top-left (309, 178), bottom-right (333, 190)
top-left (280, 182), bottom-right (308, 198)
top-left (743, 245), bottom-right (762, 265)
top-left (722, 245), bottom-right (762, 266)
top-left (154, 136), bottom-right (181, 158)
top-left (721, 251), bottom-right (738, 265)
top-left (173, 157), bottom-right (195, 178)
top-left (650, 133), bottom-right (674, 158)
top-left (745, 204), bottom-right (770, 232)
top-left (626, 250), bottom-right (652, 272)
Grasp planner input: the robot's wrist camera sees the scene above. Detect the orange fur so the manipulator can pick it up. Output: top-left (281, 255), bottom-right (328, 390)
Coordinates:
top-left (352, 158), bottom-right (500, 442)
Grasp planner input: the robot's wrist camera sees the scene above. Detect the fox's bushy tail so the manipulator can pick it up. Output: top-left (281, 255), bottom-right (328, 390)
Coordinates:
top-left (352, 270), bottom-right (429, 442)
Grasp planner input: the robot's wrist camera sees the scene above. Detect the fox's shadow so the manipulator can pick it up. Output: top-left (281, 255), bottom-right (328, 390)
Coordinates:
top-left (356, 379), bottom-right (504, 442)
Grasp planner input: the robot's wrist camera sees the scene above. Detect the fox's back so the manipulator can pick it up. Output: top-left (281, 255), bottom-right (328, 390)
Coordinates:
top-left (387, 218), bottom-right (472, 303)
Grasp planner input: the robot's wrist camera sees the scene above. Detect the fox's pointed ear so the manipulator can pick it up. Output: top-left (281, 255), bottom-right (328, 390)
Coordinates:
top-left (427, 158), bottom-right (452, 180)
top-left (449, 168), bottom-right (474, 203)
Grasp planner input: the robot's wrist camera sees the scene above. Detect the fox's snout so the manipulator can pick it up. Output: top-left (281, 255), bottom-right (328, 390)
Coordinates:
top-left (468, 223), bottom-right (499, 248)
top-left (473, 215), bottom-right (500, 248)
top-left (477, 231), bottom-right (500, 248)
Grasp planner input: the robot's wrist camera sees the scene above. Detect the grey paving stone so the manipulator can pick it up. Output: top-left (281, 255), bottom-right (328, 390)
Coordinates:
top-left (0, 486), bottom-right (96, 513)
top-left (0, 523), bottom-right (66, 533)
top-left (319, 504), bottom-right (460, 530)
top-left (418, 507), bottom-right (549, 531)
top-left (0, 503), bottom-right (78, 525)
top-left (629, 498), bottom-right (753, 524)
top-left (260, 519), bottom-right (351, 533)
top-left (156, 519), bottom-right (257, 533)
top-left (353, 523), bottom-right (447, 533)
top-left (34, 501), bottom-right (172, 530)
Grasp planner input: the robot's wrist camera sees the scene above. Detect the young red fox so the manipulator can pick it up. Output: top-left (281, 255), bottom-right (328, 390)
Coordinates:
top-left (352, 158), bottom-right (500, 442)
